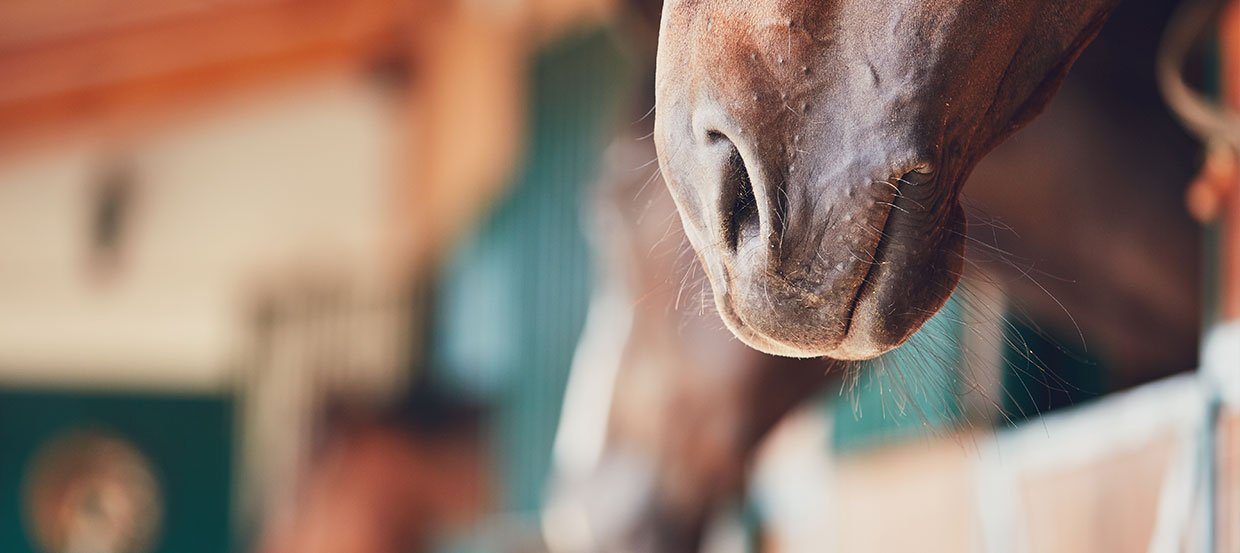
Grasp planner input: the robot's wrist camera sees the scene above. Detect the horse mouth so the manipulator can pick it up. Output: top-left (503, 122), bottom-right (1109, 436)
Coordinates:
top-left (830, 179), bottom-right (920, 360)
top-left (708, 173), bottom-right (961, 361)
top-left (840, 193), bottom-right (901, 340)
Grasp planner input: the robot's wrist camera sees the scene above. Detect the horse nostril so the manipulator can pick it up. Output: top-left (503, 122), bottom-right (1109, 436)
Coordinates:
top-left (723, 143), bottom-right (758, 253)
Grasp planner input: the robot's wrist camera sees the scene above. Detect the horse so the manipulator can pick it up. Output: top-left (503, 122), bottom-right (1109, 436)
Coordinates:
top-left (546, 1), bottom-right (1199, 551)
top-left (653, 0), bottom-right (1121, 359)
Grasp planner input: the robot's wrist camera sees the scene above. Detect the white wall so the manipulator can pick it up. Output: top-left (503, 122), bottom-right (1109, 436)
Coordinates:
top-left (0, 74), bottom-right (404, 392)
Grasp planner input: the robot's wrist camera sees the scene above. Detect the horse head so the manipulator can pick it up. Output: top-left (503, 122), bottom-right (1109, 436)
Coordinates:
top-left (654, 0), bottom-right (1118, 359)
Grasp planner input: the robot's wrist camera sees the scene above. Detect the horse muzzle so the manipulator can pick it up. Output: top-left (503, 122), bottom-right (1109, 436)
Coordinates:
top-left (656, 103), bottom-right (965, 360)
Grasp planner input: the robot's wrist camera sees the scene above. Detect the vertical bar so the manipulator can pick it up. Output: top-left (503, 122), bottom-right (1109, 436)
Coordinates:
top-left (1222, 0), bottom-right (1240, 322)
top-left (1211, 3), bottom-right (1240, 550)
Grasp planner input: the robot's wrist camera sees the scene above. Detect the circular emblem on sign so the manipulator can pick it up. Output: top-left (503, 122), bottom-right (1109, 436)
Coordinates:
top-left (23, 431), bottom-right (163, 553)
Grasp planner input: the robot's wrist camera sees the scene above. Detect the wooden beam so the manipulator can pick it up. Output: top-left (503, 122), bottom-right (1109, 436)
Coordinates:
top-left (0, 0), bottom-right (410, 143)
top-left (1221, 0), bottom-right (1240, 321)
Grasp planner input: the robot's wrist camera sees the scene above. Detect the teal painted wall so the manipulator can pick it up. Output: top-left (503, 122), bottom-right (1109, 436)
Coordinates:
top-left (0, 388), bottom-right (234, 553)
top-left (828, 287), bottom-right (1106, 451)
top-left (431, 27), bottom-right (635, 514)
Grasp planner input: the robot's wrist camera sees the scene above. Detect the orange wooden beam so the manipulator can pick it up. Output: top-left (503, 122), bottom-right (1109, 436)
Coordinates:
top-left (0, 0), bottom-right (412, 144)
top-left (1220, 0), bottom-right (1240, 321)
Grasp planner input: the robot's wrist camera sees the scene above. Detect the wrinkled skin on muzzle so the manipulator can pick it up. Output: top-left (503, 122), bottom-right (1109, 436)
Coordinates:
top-left (654, 0), bottom-right (1118, 359)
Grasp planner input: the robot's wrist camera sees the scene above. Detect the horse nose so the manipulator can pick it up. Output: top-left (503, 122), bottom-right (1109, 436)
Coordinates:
top-left (702, 128), bottom-right (783, 261)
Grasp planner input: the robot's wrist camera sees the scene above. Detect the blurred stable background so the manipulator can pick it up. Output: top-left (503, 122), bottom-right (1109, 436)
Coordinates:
top-left (1, 1), bottom-right (1239, 553)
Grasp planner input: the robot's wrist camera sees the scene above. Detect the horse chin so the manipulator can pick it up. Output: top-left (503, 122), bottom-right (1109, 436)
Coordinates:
top-left (710, 208), bottom-right (966, 362)
top-left (715, 277), bottom-right (954, 361)
top-left (714, 294), bottom-right (907, 361)
top-left (713, 294), bottom-right (827, 359)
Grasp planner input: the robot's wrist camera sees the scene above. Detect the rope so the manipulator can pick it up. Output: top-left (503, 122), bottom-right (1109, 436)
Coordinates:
top-left (1158, 0), bottom-right (1237, 149)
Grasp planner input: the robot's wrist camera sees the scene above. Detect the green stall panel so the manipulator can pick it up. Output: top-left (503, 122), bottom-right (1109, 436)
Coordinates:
top-left (0, 388), bottom-right (234, 553)
top-left (431, 27), bottom-right (635, 514)
top-left (829, 288), bottom-right (1106, 451)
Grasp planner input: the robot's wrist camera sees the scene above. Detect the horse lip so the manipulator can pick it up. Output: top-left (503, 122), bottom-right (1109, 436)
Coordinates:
top-left (715, 287), bottom-right (812, 358)
top-left (833, 174), bottom-right (926, 360)
top-left (839, 197), bottom-right (898, 343)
